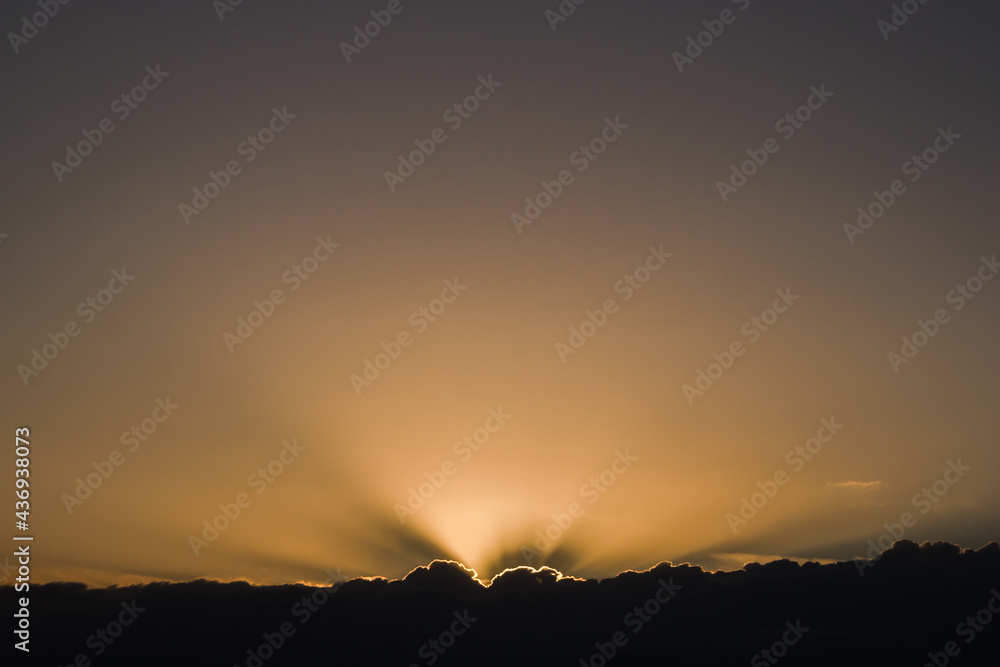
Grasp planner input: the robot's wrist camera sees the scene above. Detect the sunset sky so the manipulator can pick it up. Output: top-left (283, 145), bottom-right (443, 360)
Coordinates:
top-left (2, 0), bottom-right (998, 588)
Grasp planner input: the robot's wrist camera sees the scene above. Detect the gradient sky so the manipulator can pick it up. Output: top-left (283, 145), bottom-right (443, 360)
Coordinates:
top-left (2, 0), bottom-right (998, 587)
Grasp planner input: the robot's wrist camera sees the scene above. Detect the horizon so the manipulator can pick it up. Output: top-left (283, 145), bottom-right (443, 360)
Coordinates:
top-left (9, 539), bottom-right (1000, 665)
top-left (17, 538), bottom-right (999, 591)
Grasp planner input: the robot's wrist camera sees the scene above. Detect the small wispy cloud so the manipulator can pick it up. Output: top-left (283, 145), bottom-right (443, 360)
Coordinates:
top-left (827, 480), bottom-right (883, 491)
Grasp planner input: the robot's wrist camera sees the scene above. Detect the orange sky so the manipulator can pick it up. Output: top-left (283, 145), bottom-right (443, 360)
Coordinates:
top-left (2, 0), bottom-right (998, 588)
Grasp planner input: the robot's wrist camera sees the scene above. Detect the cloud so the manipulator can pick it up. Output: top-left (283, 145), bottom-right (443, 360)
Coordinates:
top-left (9, 541), bottom-right (1000, 666)
top-left (827, 480), bottom-right (883, 490)
top-left (710, 552), bottom-right (840, 570)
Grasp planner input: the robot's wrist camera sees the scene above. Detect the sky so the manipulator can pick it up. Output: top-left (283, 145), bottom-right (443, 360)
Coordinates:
top-left (1, 0), bottom-right (998, 588)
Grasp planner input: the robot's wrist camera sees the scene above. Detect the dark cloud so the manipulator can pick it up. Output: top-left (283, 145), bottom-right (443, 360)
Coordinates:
top-left (8, 540), bottom-right (999, 666)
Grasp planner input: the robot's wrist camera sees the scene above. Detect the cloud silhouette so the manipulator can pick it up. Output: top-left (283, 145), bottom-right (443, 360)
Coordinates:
top-left (6, 541), bottom-right (1000, 666)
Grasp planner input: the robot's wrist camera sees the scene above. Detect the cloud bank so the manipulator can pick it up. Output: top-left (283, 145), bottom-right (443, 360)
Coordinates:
top-left (6, 540), bottom-right (1000, 666)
